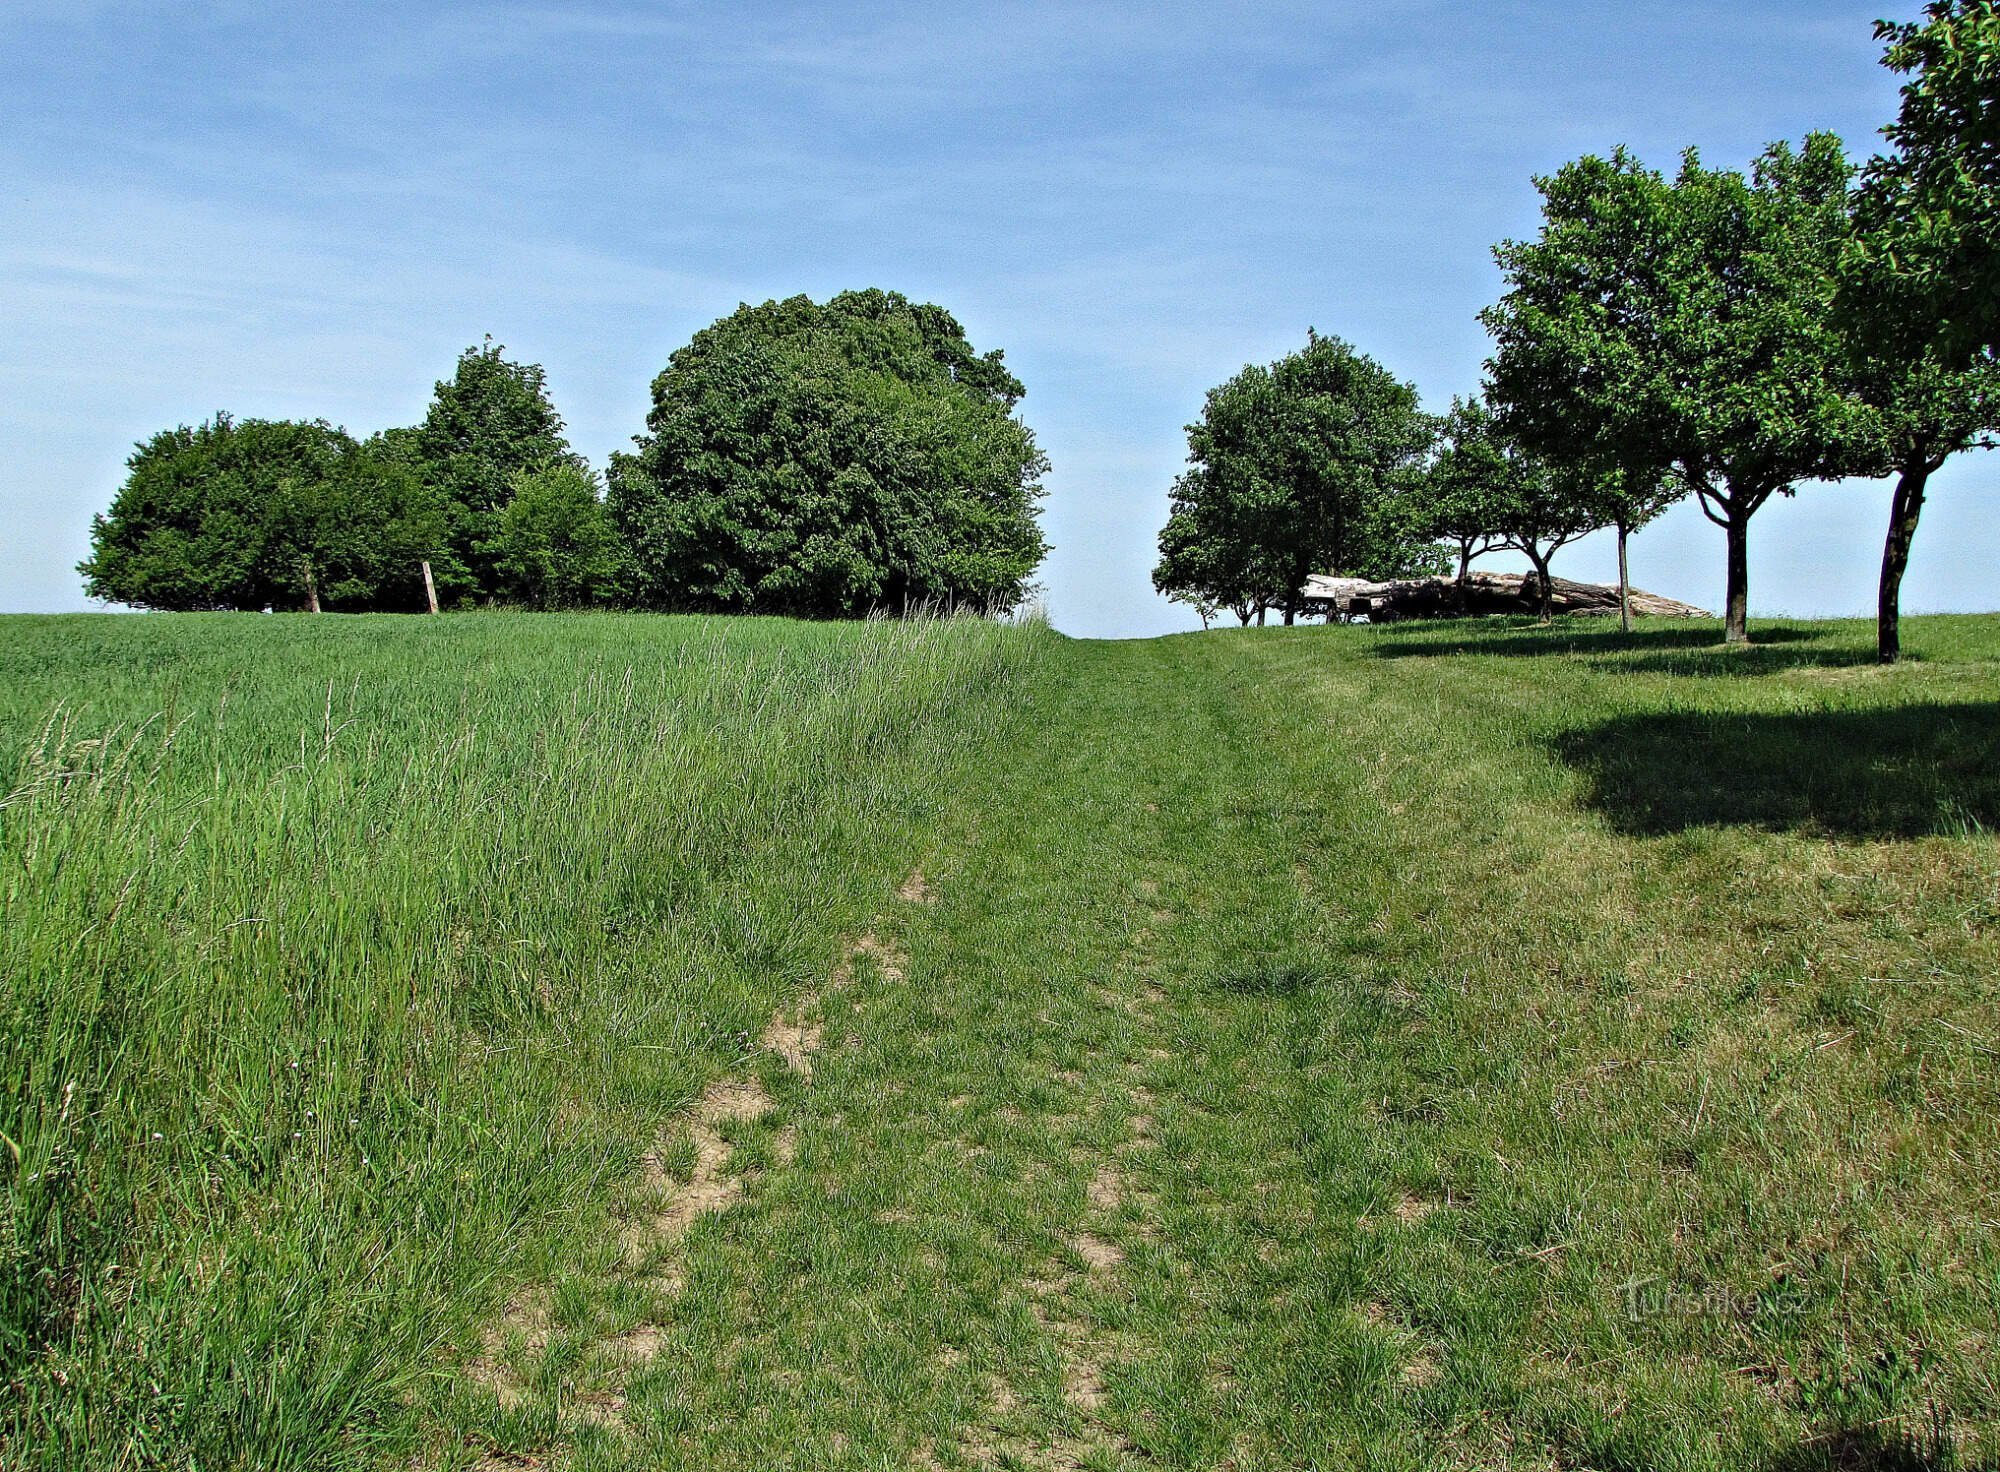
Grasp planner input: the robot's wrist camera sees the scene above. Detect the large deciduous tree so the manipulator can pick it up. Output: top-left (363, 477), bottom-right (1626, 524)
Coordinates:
top-left (379, 340), bottom-right (586, 604)
top-left (607, 290), bottom-right (1048, 617)
top-left (1152, 332), bottom-right (1439, 626)
top-left (1484, 137), bottom-right (1877, 644)
top-left (79, 414), bottom-right (445, 612)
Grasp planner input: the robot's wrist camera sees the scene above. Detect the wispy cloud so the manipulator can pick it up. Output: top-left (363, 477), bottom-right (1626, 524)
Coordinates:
top-left (0, 0), bottom-right (1955, 628)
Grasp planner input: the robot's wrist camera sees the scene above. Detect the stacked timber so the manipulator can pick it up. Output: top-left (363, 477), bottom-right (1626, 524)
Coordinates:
top-left (1299, 571), bottom-right (1710, 622)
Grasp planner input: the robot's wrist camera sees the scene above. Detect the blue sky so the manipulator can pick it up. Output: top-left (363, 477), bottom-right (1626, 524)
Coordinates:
top-left (2, 1), bottom-right (1985, 636)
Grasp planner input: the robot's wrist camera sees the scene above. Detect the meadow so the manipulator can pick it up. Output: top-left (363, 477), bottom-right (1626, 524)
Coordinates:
top-left (2, 611), bottom-right (1996, 1471)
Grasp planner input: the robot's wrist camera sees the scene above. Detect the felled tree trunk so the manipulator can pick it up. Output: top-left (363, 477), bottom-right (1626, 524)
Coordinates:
top-left (1300, 571), bottom-right (1709, 623)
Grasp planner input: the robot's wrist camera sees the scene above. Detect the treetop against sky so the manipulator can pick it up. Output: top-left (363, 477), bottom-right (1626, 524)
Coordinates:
top-left (2, 2), bottom-right (1989, 634)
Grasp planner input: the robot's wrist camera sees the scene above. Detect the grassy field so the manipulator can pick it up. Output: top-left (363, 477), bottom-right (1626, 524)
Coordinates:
top-left (2, 611), bottom-right (1997, 1470)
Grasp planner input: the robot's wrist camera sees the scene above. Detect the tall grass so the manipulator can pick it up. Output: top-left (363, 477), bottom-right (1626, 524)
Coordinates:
top-left (0, 611), bottom-right (1048, 1470)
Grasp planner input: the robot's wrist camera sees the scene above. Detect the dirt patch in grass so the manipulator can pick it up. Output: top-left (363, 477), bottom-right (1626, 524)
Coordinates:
top-left (836, 930), bottom-right (910, 986)
top-left (899, 868), bottom-right (936, 904)
top-left (1071, 1233), bottom-right (1124, 1271)
top-left (636, 1077), bottom-right (774, 1242)
top-left (464, 1292), bottom-right (551, 1409)
top-left (467, 1452), bottom-right (546, 1471)
top-left (1393, 1191), bottom-right (1440, 1225)
top-left (1086, 1165), bottom-right (1124, 1211)
top-left (1400, 1353), bottom-right (1442, 1389)
top-left (763, 1007), bottom-right (822, 1078)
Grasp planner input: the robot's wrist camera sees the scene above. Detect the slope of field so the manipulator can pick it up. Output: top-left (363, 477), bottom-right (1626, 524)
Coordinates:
top-left (0, 612), bottom-right (1049, 1470)
top-left (4, 613), bottom-right (1998, 1471)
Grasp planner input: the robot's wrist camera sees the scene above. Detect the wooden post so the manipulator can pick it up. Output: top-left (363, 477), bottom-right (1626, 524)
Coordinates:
top-left (421, 560), bottom-right (439, 615)
top-left (303, 564), bottom-right (321, 614)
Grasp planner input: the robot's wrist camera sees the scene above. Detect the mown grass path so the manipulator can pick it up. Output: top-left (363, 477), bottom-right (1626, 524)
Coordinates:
top-left (496, 617), bottom-right (1999, 1472)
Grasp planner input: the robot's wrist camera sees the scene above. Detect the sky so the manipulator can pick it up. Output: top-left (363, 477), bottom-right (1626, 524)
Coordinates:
top-left (1, 1), bottom-right (1987, 638)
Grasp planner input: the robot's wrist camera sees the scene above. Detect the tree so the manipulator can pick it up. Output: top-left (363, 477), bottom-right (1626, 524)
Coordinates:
top-left (607, 290), bottom-right (1048, 617)
top-left (80, 415), bottom-right (446, 612)
top-left (386, 340), bottom-right (585, 603)
top-left (1419, 398), bottom-right (1508, 583)
top-left (491, 463), bottom-right (629, 609)
top-left (1843, 330), bottom-right (2000, 662)
top-left (1151, 332), bottom-right (1439, 626)
top-left (1852, 1), bottom-right (2000, 367)
top-left (1844, 5), bottom-right (2000, 663)
top-left (1154, 480), bottom-right (1268, 626)
top-left (1484, 137), bottom-right (1877, 643)
top-left (1424, 397), bottom-right (1609, 623)
top-left (1594, 466), bottom-right (1681, 634)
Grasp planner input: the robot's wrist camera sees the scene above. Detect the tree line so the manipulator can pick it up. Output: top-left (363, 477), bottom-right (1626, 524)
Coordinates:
top-left (81, 290), bottom-right (1049, 618)
top-left (1154, 2), bottom-right (2000, 661)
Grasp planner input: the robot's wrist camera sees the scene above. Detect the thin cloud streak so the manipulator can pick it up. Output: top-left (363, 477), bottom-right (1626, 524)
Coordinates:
top-left (0, 2), bottom-right (1973, 631)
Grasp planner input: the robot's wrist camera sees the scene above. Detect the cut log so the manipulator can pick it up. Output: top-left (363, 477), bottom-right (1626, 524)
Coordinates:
top-left (1299, 571), bottom-right (1710, 623)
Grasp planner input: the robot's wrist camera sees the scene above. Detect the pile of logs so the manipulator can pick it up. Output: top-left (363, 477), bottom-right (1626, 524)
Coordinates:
top-left (1300, 571), bottom-right (1711, 622)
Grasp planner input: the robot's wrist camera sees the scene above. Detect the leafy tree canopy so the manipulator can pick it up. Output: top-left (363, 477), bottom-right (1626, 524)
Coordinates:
top-left (1152, 332), bottom-right (1440, 624)
top-left (1483, 135), bottom-right (1877, 641)
top-left (1424, 397), bottom-right (1617, 618)
top-left (607, 290), bottom-right (1048, 617)
top-left (405, 340), bottom-right (583, 517)
top-left (367, 340), bottom-right (584, 604)
top-left (79, 414), bottom-right (446, 612)
top-left (1853, 1), bottom-right (2000, 365)
top-left (492, 462), bottom-right (629, 610)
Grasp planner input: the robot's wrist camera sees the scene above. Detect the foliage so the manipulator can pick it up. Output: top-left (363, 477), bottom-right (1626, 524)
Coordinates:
top-left (490, 462), bottom-right (629, 609)
top-left (78, 414), bottom-right (447, 612)
top-left (1483, 136), bottom-right (1877, 641)
top-left (1151, 332), bottom-right (1440, 623)
top-left (607, 290), bottom-right (1049, 617)
top-left (1421, 396), bottom-right (1622, 609)
top-left (1842, 296), bottom-right (2000, 661)
top-left (1845, 102), bottom-right (2000, 661)
top-left (383, 341), bottom-right (587, 604)
top-left (1853, 0), bottom-right (2000, 365)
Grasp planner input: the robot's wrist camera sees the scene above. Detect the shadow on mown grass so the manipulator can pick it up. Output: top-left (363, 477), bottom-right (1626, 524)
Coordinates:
top-left (1552, 703), bottom-right (2000, 838)
top-left (1212, 959), bottom-right (1326, 996)
top-left (1759, 1424), bottom-right (1997, 1472)
top-left (1587, 643), bottom-right (1890, 677)
top-left (1367, 621), bottom-right (1831, 661)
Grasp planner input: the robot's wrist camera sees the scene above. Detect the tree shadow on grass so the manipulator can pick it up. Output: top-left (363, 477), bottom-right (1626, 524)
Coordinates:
top-left (1551, 703), bottom-right (2000, 838)
top-left (1212, 959), bottom-right (1325, 996)
top-left (1759, 1424), bottom-right (1997, 1472)
top-left (1585, 644), bottom-right (1892, 677)
top-left (1369, 621), bottom-right (1831, 662)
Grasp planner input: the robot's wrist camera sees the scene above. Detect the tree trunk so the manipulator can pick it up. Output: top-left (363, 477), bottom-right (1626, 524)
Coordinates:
top-left (1257, 605), bottom-right (1267, 627)
top-left (422, 560), bottom-right (439, 615)
top-left (1722, 513), bottom-right (1750, 645)
top-left (1526, 551), bottom-right (1555, 623)
top-left (1616, 523), bottom-right (1632, 635)
top-left (1456, 542), bottom-right (1471, 583)
top-left (303, 563), bottom-right (321, 614)
top-left (1282, 605), bottom-right (1295, 626)
top-left (1878, 464), bottom-right (1931, 665)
